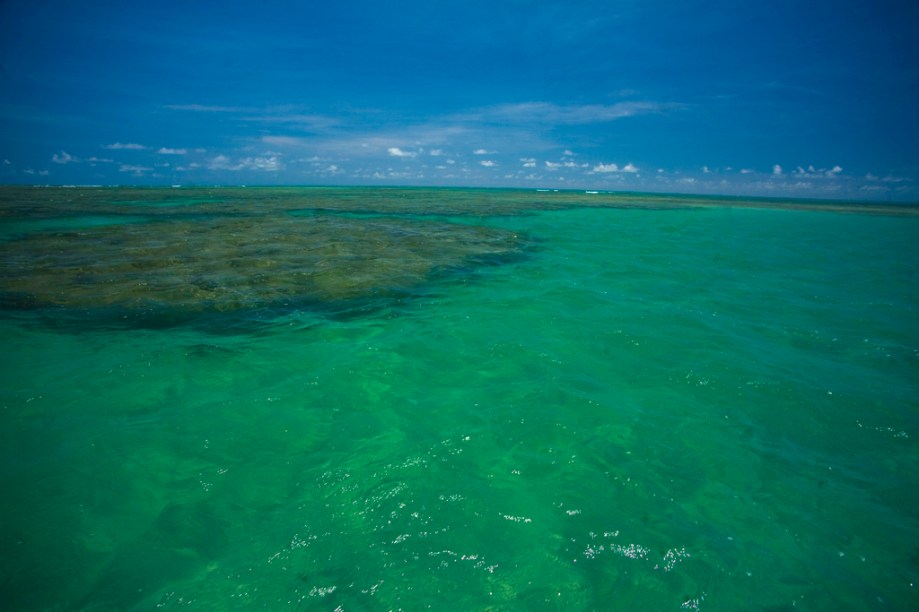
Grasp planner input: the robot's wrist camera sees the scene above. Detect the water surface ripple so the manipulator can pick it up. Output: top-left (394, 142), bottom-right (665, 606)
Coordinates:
top-left (1, 187), bottom-right (917, 610)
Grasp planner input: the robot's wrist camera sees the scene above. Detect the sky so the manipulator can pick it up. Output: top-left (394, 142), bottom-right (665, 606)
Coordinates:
top-left (1, 0), bottom-right (918, 200)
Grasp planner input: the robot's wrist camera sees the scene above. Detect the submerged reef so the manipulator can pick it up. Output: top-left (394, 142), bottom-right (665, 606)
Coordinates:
top-left (0, 201), bottom-right (526, 317)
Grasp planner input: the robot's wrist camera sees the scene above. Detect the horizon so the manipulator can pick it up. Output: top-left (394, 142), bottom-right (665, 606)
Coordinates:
top-left (2, 1), bottom-right (918, 201)
top-left (4, 182), bottom-right (916, 209)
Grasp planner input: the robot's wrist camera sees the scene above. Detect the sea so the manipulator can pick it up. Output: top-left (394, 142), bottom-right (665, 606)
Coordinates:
top-left (1, 186), bottom-right (918, 611)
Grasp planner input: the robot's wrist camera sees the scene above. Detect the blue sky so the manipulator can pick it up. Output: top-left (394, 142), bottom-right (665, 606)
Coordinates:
top-left (1, 0), bottom-right (917, 200)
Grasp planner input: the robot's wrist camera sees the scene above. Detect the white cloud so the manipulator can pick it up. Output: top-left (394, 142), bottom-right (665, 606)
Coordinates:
top-left (473, 148), bottom-right (492, 155)
top-left (545, 161), bottom-right (561, 170)
top-left (480, 160), bottom-right (497, 167)
top-left (322, 164), bottom-right (343, 174)
top-left (773, 164), bottom-right (783, 176)
top-left (563, 150), bottom-right (575, 156)
top-left (521, 158), bottom-right (536, 168)
top-left (256, 115), bottom-right (545, 168)
top-left (52, 151), bottom-right (78, 164)
top-left (208, 155), bottom-right (282, 171)
top-left (119, 164), bottom-right (153, 174)
top-left (790, 164), bottom-right (844, 179)
top-left (468, 101), bottom-right (671, 125)
top-left (590, 161), bottom-right (638, 174)
top-left (157, 147), bottom-right (188, 155)
top-left (740, 168), bottom-right (753, 174)
top-left (243, 157), bottom-right (281, 171)
top-left (208, 155), bottom-right (233, 170)
top-left (387, 147), bottom-right (417, 158)
top-left (702, 165), bottom-right (711, 173)
top-left (105, 142), bottom-right (147, 150)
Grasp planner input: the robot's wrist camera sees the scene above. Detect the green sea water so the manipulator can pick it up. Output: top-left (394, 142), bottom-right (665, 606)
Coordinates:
top-left (1, 187), bottom-right (918, 610)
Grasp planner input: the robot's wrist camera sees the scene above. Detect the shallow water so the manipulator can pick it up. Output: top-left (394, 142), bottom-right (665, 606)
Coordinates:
top-left (1, 187), bottom-right (918, 610)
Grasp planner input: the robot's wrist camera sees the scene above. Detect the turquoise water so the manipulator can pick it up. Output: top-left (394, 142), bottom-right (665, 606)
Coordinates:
top-left (1, 187), bottom-right (918, 610)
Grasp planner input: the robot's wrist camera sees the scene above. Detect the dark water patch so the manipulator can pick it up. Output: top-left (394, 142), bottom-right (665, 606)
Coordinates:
top-left (108, 197), bottom-right (225, 208)
top-left (0, 291), bottom-right (43, 310)
top-left (0, 214), bottom-right (152, 242)
top-left (285, 206), bottom-right (519, 222)
top-left (287, 207), bottom-right (416, 220)
top-left (1, 282), bottom-right (452, 333)
top-left (77, 544), bottom-right (200, 610)
top-left (148, 501), bottom-right (231, 559)
top-left (126, 210), bottom-right (255, 222)
top-left (184, 342), bottom-right (243, 358)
